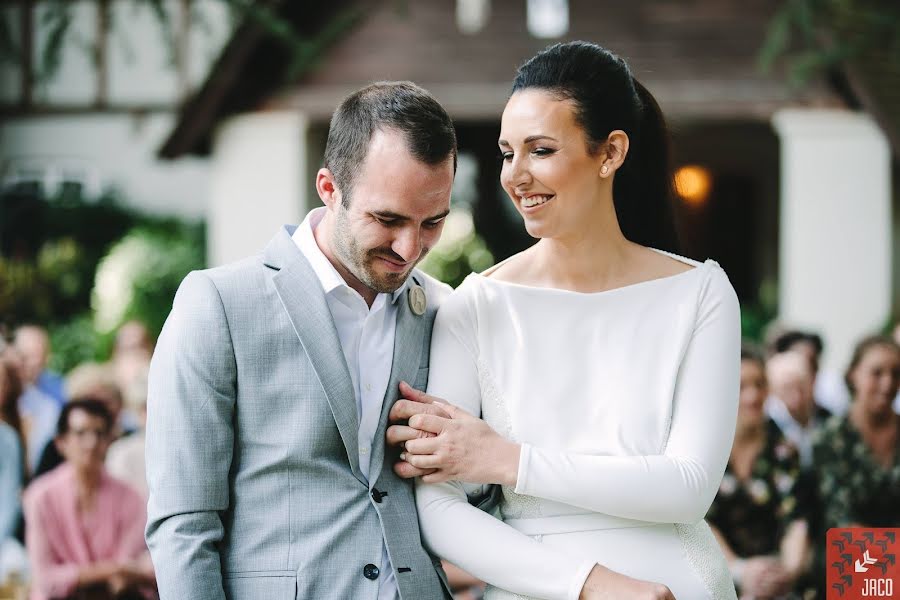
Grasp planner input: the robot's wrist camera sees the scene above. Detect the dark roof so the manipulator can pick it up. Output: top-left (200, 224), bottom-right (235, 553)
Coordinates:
top-left (161, 0), bottom-right (854, 158)
top-left (828, 9), bottom-right (900, 155)
top-left (158, 1), bottom-right (360, 158)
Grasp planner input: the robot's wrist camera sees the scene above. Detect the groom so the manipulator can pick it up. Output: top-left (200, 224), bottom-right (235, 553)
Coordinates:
top-left (145, 81), bottom-right (456, 600)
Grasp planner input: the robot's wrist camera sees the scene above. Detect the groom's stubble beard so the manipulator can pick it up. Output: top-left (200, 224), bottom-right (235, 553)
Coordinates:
top-left (331, 199), bottom-right (427, 295)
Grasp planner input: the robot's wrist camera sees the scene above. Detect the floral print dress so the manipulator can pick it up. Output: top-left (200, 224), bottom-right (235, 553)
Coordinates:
top-left (706, 419), bottom-right (802, 557)
top-left (812, 415), bottom-right (900, 528)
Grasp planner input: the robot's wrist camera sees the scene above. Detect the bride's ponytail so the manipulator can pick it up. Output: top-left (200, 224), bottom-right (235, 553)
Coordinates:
top-left (613, 77), bottom-right (680, 253)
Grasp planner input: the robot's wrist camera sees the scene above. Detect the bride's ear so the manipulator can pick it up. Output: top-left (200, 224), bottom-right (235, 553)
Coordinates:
top-left (599, 130), bottom-right (629, 178)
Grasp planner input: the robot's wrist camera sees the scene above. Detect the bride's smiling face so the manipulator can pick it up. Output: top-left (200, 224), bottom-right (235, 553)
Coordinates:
top-left (498, 89), bottom-right (609, 239)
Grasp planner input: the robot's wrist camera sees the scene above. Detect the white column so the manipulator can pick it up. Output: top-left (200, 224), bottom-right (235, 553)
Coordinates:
top-left (772, 109), bottom-right (892, 372)
top-left (208, 111), bottom-right (309, 266)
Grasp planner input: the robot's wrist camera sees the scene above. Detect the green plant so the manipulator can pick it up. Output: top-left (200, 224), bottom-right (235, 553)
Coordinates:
top-left (47, 313), bottom-right (101, 375)
top-left (740, 278), bottom-right (779, 343)
top-left (1, 183), bottom-right (205, 372)
top-left (419, 211), bottom-right (494, 289)
top-left (759, 0), bottom-right (900, 84)
top-left (92, 223), bottom-right (204, 344)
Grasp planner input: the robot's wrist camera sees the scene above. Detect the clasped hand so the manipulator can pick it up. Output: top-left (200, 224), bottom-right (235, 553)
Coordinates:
top-left (387, 382), bottom-right (519, 485)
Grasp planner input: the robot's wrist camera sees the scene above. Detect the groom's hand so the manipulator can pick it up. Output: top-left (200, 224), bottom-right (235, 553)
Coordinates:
top-left (390, 382), bottom-right (519, 486)
top-left (388, 382), bottom-right (452, 478)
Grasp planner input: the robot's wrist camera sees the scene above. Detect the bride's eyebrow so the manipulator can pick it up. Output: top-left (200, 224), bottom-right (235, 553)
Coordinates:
top-left (498, 135), bottom-right (559, 146)
top-left (524, 135), bottom-right (558, 144)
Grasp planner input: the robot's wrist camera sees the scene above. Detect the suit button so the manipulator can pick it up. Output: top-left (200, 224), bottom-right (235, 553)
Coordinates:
top-left (363, 564), bottom-right (380, 580)
top-left (371, 488), bottom-right (388, 503)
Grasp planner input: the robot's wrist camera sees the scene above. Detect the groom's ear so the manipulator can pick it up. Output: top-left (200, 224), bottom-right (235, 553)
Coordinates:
top-left (316, 168), bottom-right (343, 210)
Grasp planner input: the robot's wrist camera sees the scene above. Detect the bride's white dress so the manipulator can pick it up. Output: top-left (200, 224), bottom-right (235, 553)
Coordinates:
top-left (416, 251), bottom-right (741, 600)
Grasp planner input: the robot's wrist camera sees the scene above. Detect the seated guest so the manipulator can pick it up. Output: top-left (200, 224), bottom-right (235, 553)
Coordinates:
top-left (0, 355), bottom-right (24, 538)
top-left (13, 326), bottom-right (66, 408)
top-left (708, 346), bottom-right (810, 599)
top-left (3, 347), bottom-right (58, 478)
top-left (110, 322), bottom-right (153, 391)
top-left (23, 399), bottom-right (156, 600)
top-left (106, 371), bottom-right (148, 499)
top-left (34, 362), bottom-right (129, 479)
top-left (814, 335), bottom-right (900, 529)
top-left (772, 329), bottom-right (850, 417)
top-left (65, 363), bottom-right (128, 438)
top-left (0, 356), bottom-right (28, 584)
top-left (766, 351), bottom-right (831, 467)
top-left (892, 321), bottom-right (900, 413)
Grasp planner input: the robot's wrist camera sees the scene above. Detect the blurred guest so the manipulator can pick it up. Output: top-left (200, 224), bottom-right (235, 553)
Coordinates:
top-left (24, 399), bottom-right (155, 600)
top-left (105, 370), bottom-right (148, 499)
top-left (813, 335), bottom-right (900, 529)
top-left (0, 356), bottom-right (28, 584)
top-left (4, 347), bottom-right (58, 477)
top-left (708, 347), bottom-right (810, 599)
top-left (65, 363), bottom-right (126, 436)
top-left (111, 322), bottom-right (153, 399)
top-left (766, 351), bottom-right (830, 467)
top-left (892, 321), bottom-right (900, 413)
top-left (34, 362), bottom-right (128, 480)
top-left (772, 329), bottom-right (850, 417)
top-left (13, 326), bottom-right (66, 409)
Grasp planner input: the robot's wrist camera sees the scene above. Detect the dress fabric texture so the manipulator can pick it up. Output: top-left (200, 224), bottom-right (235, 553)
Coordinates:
top-left (416, 252), bottom-right (741, 600)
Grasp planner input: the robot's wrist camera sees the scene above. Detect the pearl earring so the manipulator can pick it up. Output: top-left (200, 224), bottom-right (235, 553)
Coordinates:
top-left (601, 165), bottom-right (609, 175)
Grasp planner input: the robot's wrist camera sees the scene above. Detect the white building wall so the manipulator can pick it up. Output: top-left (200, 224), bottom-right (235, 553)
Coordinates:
top-left (208, 111), bottom-right (309, 266)
top-left (772, 109), bottom-right (892, 372)
top-left (0, 1), bottom-right (232, 220)
top-left (0, 113), bottom-right (209, 219)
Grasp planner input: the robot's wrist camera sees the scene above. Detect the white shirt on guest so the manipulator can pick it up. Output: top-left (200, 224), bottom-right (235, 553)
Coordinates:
top-left (293, 207), bottom-right (405, 600)
top-left (766, 395), bottom-right (819, 468)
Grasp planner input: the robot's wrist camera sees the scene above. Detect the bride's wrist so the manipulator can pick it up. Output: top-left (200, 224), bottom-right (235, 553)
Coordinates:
top-left (494, 440), bottom-right (520, 487)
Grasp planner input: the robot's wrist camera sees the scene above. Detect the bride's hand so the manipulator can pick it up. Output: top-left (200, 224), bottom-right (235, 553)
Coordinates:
top-left (394, 382), bottom-right (520, 485)
top-left (387, 388), bottom-right (453, 479)
top-left (579, 565), bottom-right (675, 600)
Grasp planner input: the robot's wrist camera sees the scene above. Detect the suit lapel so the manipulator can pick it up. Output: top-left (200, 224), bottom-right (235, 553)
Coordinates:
top-left (265, 228), bottom-right (364, 483)
top-left (370, 279), bottom-right (427, 487)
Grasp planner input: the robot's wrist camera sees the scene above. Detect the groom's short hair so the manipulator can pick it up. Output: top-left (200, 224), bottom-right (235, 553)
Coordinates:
top-left (323, 81), bottom-right (457, 207)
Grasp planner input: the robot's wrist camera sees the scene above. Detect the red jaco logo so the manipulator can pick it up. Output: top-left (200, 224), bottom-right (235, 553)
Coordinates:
top-left (827, 528), bottom-right (899, 598)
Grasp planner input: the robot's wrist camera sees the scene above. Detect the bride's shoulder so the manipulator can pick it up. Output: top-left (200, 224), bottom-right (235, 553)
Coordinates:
top-left (477, 247), bottom-right (535, 284)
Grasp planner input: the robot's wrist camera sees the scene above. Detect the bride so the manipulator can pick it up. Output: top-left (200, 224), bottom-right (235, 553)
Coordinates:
top-left (389, 41), bottom-right (740, 600)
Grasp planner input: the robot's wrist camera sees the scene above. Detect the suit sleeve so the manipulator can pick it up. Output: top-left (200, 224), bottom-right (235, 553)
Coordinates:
top-left (145, 271), bottom-right (236, 600)
top-left (513, 267), bottom-right (741, 524)
top-left (416, 289), bottom-right (597, 600)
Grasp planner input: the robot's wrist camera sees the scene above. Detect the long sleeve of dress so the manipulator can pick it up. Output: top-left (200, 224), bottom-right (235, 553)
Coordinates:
top-left (416, 291), bottom-right (597, 600)
top-left (514, 269), bottom-right (740, 524)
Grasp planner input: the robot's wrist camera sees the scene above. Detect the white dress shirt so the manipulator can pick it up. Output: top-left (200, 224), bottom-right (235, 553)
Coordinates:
top-left (293, 207), bottom-right (405, 600)
top-left (766, 395), bottom-right (819, 467)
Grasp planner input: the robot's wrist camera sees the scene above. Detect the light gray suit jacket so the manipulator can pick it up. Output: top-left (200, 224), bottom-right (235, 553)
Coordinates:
top-left (145, 226), bottom-right (452, 600)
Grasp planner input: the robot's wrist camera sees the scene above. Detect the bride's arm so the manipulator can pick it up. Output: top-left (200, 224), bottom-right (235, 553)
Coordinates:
top-left (416, 289), bottom-right (596, 600)
top-left (417, 479), bottom-right (596, 600)
top-left (406, 268), bottom-right (740, 525)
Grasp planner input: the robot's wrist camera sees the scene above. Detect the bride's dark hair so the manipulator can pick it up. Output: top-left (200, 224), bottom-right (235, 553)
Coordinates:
top-left (512, 41), bottom-right (680, 253)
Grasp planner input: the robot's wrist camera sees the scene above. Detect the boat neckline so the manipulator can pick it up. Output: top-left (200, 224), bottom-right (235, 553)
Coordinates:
top-left (469, 249), bottom-right (713, 297)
